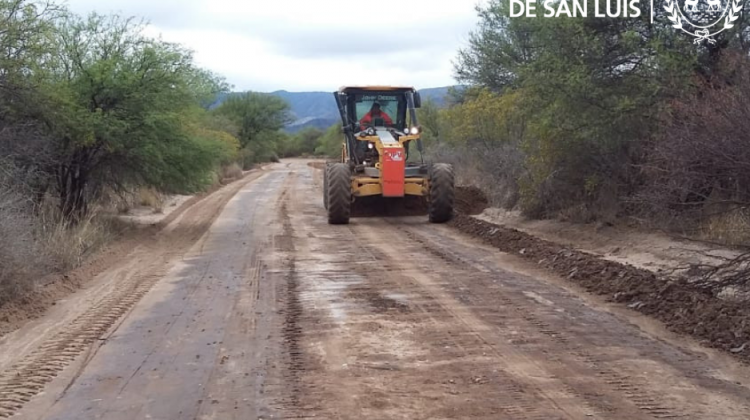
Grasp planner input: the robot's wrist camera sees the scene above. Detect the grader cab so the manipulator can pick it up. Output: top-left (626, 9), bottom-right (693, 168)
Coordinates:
top-left (323, 85), bottom-right (455, 224)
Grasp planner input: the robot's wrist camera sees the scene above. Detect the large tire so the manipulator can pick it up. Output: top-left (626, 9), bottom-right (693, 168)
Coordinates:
top-left (428, 163), bottom-right (455, 223)
top-left (327, 163), bottom-right (352, 224)
top-left (323, 163), bottom-right (329, 210)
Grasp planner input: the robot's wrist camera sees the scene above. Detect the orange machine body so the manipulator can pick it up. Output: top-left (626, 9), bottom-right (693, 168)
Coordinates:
top-left (381, 146), bottom-right (406, 197)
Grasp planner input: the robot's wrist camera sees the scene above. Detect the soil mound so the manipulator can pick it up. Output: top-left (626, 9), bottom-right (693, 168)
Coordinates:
top-left (455, 186), bottom-right (489, 215)
top-left (351, 195), bottom-right (428, 218)
top-left (449, 213), bottom-right (750, 364)
top-left (310, 158), bottom-right (489, 219)
top-left (348, 186), bottom-right (489, 218)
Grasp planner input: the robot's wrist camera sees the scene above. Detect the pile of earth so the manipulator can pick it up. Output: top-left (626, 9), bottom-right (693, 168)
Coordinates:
top-left (349, 186), bottom-right (490, 218)
top-left (454, 186), bottom-right (489, 215)
top-left (449, 213), bottom-right (750, 364)
top-left (350, 195), bottom-right (428, 218)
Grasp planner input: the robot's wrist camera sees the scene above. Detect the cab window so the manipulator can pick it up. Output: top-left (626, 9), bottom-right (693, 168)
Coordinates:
top-left (355, 93), bottom-right (401, 126)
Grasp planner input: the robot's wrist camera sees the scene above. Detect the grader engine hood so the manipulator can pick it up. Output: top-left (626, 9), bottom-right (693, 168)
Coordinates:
top-left (377, 129), bottom-right (406, 197)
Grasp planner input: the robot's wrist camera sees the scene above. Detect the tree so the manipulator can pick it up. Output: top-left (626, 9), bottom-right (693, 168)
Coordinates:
top-left (212, 92), bottom-right (294, 168)
top-left (314, 123), bottom-right (343, 158)
top-left (416, 97), bottom-right (442, 144)
top-left (453, 1), bottom-right (536, 92)
top-left (0, 1), bottom-right (65, 205)
top-left (637, 52), bottom-right (750, 229)
top-left (213, 92), bottom-right (293, 148)
top-left (288, 126), bottom-right (324, 157)
top-left (451, 0), bottom-right (698, 217)
top-left (37, 12), bottom-right (230, 218)
top-left (0, 0), bottom-right (61, 97)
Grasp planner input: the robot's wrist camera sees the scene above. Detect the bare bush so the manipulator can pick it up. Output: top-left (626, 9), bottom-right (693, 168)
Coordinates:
top-left (426, 140), bottom-right (526, 209)
top-left (220, 162), bottom-right (243, 183)
top-left (135, 187), bottom-right (165, 213)
top-left (685, 251), bottom-right (750, 302)
top-left (0, 160), bottom-right (120, 305)
top-left (0, 168), bottom-right (48, 303)
top-left (0, 121), bottom-right (57, 204)
top-left (37, 206), bottom-right (117, 272)
top-left (635, 52), bottom-right (750, 245)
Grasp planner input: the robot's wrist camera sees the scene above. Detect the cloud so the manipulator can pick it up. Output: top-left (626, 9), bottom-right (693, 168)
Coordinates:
top-left (258, 19), bottom-right (476, 59)
top-left (61, 0), bottom-right (483, 91)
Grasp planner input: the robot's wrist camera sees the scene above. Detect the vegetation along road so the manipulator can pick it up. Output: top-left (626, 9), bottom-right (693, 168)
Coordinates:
top-left (3, 0), bottom-right (750, 418)
top-left (0, 160), bottom-right (747, 419)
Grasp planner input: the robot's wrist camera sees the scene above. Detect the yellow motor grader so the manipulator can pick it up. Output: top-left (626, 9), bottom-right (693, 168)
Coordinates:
top-left (323, 85), bottom-right (454, 224)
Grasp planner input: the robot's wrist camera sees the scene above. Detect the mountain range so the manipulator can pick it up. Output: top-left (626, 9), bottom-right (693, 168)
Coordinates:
top-left (208, 86), bottom-right (455, 133)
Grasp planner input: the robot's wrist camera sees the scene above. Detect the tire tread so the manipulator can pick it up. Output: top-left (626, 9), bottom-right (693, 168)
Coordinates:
top-left (327, 163), bottom-right (351, 224)
top-left (428, 163), bottom-right (455, 223)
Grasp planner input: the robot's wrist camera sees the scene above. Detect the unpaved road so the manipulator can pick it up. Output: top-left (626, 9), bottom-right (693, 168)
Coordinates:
top-left (2, 160), bottom-right (750, 419)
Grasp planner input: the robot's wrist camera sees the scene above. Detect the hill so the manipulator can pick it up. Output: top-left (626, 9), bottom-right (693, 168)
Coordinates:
top-left (208, 86), bottom-right (457, 132)
top-left (284, 117), bottom-right (340, 133)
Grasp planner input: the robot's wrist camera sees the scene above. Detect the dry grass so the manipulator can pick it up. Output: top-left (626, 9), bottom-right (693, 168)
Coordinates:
top-left (0, 187), bottom-right (123, 306)
top-left (220, 162), bottom-right (243, 183)
top-left (136, 187), bottom-right (164, 213)
top-left (700, 207), bottom-right (750, 247)
top-left (37, 206), bottom-right (120, 272)
top-left (0, 186), bottom-right (48, 302)
top-left (108, 186), bottom-right (170, 215)
top-left (116, 200), bottom-right (131, 214)
top-left (426, 142), bottom-right (524, 210)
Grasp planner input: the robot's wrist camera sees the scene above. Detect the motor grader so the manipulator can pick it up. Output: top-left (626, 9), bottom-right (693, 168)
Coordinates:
top-left (323, 85), bottom-right (455, 225)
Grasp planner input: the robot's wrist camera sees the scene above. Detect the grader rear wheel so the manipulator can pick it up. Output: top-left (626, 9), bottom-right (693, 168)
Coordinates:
top-left (428, 163), bottom-right (455, 223)
top-left (323, 163), bottom-right (330, 210)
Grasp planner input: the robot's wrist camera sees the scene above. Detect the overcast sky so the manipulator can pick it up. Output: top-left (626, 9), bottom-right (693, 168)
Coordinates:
top-left (61, 0), bottom-right (484, 92)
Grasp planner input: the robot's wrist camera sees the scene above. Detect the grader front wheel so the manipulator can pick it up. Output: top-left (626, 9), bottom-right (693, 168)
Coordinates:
top-left (326, 163), bottom-right (352, 225)
top-left (428, 163), bottom-right (455, 223)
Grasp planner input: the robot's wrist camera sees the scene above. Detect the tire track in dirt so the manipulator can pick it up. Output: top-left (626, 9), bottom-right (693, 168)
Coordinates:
top-left (393, 225), bottom-right (687, 419)
top-left (275, 165), bottom-right (597, 419)
top-left (0, 170), bottom-right (268, 341)
top-left (348, 227), bottom-right (602, 419)
top-left (279, 201), bottom-right (304, 411)
top-left (390, 222), bottom-right (750, 419)
top-left (187, 170), bottom-right (287, 420)
top-left (191, 239), bottom-right (283, 420)
top-left (302, 160), bottom-right (750, 419)
top-left (448, 213), bottom-right (750, 364)
top-left (260, 168), bottom-right (328, 419)
top-left (0, 171), bottom-right (267, 419)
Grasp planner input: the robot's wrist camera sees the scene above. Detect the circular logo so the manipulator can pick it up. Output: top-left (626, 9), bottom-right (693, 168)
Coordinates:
top-left (679, 0), bottom-right (729, 27)
top-left (665, 0), bottom-right (743, 43)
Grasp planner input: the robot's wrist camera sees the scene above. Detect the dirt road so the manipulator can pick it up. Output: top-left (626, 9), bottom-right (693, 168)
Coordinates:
top-left (2, 160), bottom-right (750, 419)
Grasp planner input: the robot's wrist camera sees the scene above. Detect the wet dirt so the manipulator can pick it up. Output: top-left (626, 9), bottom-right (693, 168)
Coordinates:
top-left (3, 160), bottom-right (750, 420)
top-left (455, 185), bottom-right (490, 215)
top-left (449, 213), bottom-right (750, 364)
top-left (307, 161), bottom-right (329, 170)
top-left (476, 207), bottom-right (744, 275)
top-left (278, 162), bottom-right (750, 419)
top-left (0, 170), bottom-right (264, 341)
top-left (0, 168), bottom-right (271, 419)
top-left (309, 156), bottom-right (490, 218)
top-left (351, 195), bottom-right (429, 217)
top-left (348, 186), bottom-right (489, 218)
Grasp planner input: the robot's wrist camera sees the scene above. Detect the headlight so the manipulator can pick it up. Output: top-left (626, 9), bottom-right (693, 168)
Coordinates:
top-left (367, 127), bottom-right (375, 136)
top-left (410, 126), bottom-right (420, 135)
top-left (368, 143), bottom-right (374, 149)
